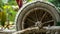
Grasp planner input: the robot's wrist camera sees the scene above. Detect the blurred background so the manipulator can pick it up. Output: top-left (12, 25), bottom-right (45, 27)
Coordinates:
top-left (0, 0), bottom-right (60, 31)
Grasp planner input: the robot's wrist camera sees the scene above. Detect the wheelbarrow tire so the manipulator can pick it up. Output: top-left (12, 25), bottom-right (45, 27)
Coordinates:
top-left (15, 1), bottom-right (60, 31)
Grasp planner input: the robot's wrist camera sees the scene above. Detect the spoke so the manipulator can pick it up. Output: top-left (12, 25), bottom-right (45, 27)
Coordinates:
top-left (40, 12), bottom-right (47, 21)
top-left (28, 15), bottom-right (36, 22)
top-left (27, 18), bottom-right (35, 23)
top-left (35, 11), bottom-right (38, 21)
top-left (39, 20), bottom-right (54, 28)
top-left (43, 20), bottom-right (54, 25)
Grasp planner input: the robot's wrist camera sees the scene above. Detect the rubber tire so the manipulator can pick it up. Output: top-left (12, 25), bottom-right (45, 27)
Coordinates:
top-left (15, 1), bottom-right (60, 31)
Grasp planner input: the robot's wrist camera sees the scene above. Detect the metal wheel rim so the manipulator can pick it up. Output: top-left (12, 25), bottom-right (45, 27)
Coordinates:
top-left (21, 7), bottom-right (55, 34)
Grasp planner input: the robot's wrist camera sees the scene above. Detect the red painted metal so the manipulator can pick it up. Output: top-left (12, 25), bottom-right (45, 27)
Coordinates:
top-left (16, 0), bottom-right (22, 8)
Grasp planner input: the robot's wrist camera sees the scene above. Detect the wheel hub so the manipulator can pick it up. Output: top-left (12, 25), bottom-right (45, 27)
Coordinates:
top-left (35, 21), bottom-right (42, 27)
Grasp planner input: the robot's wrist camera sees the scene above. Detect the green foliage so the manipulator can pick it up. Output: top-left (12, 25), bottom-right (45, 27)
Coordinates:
top-left (27, 0), bottom-right (32, 2)
top-left (48, 0), bottom-right (60, 7)
top-left (8, 0), bottom-right (17, 5)
top-left (0, 0), bottom-right (17, 27)
top-left (3, 5), bottom-right (17, 21)
top-left (0, 11), bottom-right (6, 27)
top-left (0, 0), bottom-right (4, 9)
